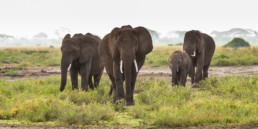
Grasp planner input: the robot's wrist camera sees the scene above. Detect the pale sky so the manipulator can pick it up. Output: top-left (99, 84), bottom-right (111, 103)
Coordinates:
top-left (0, 0), bottom-right (258, 38)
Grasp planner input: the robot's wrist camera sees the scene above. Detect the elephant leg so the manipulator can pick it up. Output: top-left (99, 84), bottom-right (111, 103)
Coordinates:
top-left (93, 73), bottom-right (102, 88)
top-left (109, 84), bottom-right (113, 96)
top-left (194, 56), bottom-right (204, 86)
top-left (109, 74), bottom-right (119, 103)
top-left (88, 75), bottom-right (94, 90)
top-left (113, 61), bottom-right (125, 102)
top-left (70, 61), bottom-right (79, 90)
top-left (80, 59), bottom-right (92, 91)
top-left (172, 70), bottom-right (177, 86)
top-left (180, 70), bottom-right (187, 86)
top-left (108, 70), bottom-right (116, 97)
top-left (190, 64), bottom-right (195, 84)
top-left (129, 65), bottom-right (138, 105)
top-left (203, 64), bottom-right (210, 80)
top-left (177, 71), bottom-right (180, 85)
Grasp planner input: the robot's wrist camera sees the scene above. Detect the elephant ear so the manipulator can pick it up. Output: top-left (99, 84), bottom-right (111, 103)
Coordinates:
top-left (194, 31), bottom-right (204, 54)
top-left (199, 33), bottom-right (206, 53)
top-left (62, 34), bottom-right (71, 45)
top-left (109, 27), bottom-right (121, 61)
top-left (134, 27), bottom-right (153, 60)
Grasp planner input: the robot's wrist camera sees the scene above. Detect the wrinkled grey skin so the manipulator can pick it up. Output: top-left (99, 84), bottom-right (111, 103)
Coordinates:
top-left (99, 25), bottom-right (153, 105)
top-left (60, 33), bottom-right (104, 91)
top-left (183, 30), bottom-right (215, 87)
top-left (168, 51), bottom-right (191, 86)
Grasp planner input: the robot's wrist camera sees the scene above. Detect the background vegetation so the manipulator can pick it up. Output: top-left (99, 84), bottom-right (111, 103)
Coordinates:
top-left (223, 38), bottom-right (250, 48)
top-left (0, 76), bottom-right (257, 128)
top-left (1, 45), bottom-right (258, 68)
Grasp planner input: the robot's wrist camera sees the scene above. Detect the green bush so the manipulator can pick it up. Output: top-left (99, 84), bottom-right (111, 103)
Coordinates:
top-left (223, 38), bottom-right (250, 48)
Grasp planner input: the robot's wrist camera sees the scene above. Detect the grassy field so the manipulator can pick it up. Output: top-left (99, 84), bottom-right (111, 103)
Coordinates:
top-left (0, 47), bottom-right (61, 68)
top-left (0, 76), bottom-right (257, 128)
top-left (145, 45), bottom-right (258, 67)
top-left (1, 46), bottom-right (258, 68)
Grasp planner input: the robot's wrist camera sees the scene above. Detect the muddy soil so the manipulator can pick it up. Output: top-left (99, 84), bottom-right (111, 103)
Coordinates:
top-left (1, 65), bottom-right (258, 81)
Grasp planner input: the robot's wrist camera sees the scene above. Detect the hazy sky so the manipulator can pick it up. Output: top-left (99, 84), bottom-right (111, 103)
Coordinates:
top-left (0, 0), bottom-right (258, 38)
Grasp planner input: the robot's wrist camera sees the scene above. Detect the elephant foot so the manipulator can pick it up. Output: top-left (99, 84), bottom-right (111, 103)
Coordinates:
top-left (82, 87), bottom-right (89, 92)
top-left (60, 86), bottom-right (65, 91)
top-left (72, 86), bottom-right (78, 90)
top-left (89, 85), bottom-right (94, 90)
top-left (192, 83), bottom-right (199, 88)
top-left (126, 101), bottom-right (134, 106)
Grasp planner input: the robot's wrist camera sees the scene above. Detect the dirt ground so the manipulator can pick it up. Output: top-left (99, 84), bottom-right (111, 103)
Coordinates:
top-left (1, 65), bottom-right (258, 81)
top-left (0, 124), bottom-right (257, 129)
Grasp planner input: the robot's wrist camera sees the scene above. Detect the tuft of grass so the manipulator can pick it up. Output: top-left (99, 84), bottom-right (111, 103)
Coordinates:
top-left (3, 70), bottom-right (21, 76)
top-left (0, 76), bottom-right (257, 127)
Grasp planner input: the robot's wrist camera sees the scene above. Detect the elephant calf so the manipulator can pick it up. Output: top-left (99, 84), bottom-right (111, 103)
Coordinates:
top-left (60, 33), bottom-right (104, 91)
top-left (168, 51), bottom-right (191, 86)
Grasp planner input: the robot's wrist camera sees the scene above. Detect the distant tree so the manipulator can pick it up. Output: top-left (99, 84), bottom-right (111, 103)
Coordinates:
top-left (0, 34), bottom-right (14, 40)
top-left (33, 32), bottom-right (48, 39)
top-left (255, 31), bottom-right (258, 38)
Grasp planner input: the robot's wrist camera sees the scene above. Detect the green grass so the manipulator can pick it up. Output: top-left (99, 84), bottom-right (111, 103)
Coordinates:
top-left (3, 70), bottom-right (21, 76)
top-left (0, 47), bottom-right (60, 67)
top-left (145, 45), bottom-right (258, 67)
top-left (0, 76), bottom-right (257, 128)
top-left (1, 46), bottom-right (258, 68)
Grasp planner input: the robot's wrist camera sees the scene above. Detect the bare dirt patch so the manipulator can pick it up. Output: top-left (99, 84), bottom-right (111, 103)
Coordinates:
top-left (1, 65), bottom-right (258, 81)
top-left (0, 124), bottom-right (257, 129)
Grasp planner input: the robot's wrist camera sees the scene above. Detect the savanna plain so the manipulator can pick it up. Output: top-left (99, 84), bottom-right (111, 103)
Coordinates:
top-left (0, 46), bottom-right (257, 128)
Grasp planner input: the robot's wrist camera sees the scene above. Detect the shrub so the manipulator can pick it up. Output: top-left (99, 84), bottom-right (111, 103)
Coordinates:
top-left (223, 38), bottom-right (250, 48)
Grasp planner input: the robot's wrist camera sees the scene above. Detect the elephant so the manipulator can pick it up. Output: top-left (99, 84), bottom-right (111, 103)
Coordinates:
top-left (99, 25), bottom-right (153, 105)
top-left (168, 50), bottom-right (191, 86)
top-left (183, 30), bottom-right (215, 87)
top-left (60, 33), bottom-right (104, 91)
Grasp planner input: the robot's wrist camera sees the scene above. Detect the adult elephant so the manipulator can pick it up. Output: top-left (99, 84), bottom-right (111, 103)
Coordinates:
top-left (60, 33), bottom-right (104, 91)
top-left (183, 30), bottom-right (215, 87)
top-left (99, 25), bottom-right (153, 105)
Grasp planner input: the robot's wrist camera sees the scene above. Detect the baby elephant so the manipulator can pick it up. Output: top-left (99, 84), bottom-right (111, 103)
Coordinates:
top-left (168, 51), bottom-right (191, 86)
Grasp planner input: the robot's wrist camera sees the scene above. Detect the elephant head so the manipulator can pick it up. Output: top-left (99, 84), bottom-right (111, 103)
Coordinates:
top-left (110, 25), bottom-right (152, 73)
top-left (168, 51), bottom-right (183, 85)
top-left (60, 34), bottom-right (80, 91)
top-left (183, 30), bottom-right (204, 57)
top-left (171, 51), bottom-right (183, 72)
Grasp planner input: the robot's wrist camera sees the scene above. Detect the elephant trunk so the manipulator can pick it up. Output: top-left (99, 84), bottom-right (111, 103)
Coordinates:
top-left (123, 58), bottom-right (133, 105)
top-left (60, 57), bottom-right (71, 91)
top-left (120, 59), bottom-right (138, 73)
top-left (172, 67), bottom-right (177, 86)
